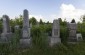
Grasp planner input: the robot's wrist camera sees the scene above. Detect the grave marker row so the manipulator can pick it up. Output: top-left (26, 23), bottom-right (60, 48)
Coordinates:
top-left (0, 9), bottom-right (83, 47)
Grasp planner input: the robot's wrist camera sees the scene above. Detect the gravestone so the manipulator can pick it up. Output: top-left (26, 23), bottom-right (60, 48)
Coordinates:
top-left (76, 33), bottom-right (83, 41)
top-left (49, 19), bottom-right (61, 46)
top-left (67, 23), bottom-right (77, 43)
top-left (15, 25), bottom-right (19, 29)
top-left (0, 15), bottom-right (12, 43)
top-left (20, 9), bottom-right (31, 48)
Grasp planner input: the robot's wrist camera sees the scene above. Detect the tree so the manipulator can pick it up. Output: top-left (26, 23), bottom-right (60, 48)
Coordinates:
top-left (58, 18), bottom-right (63, 25)
top-left (71, 19), bottom-right (75, 23)
top-left (58, 18), bottom-right (62, 23)
top-left (80, 14), bottom-right (85, 23)
top-left (0, 17), bottom-right (2, 33)
top-left (46, 21), bottom-right (50, 24)
top-left (58, 18), bottom-right (66, 26)
top-left (39, 19), bottom-right (43, 25)
top-left (29, 17), bottom-right (37, 25)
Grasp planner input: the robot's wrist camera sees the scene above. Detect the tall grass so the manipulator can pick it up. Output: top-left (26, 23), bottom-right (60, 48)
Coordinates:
top-left (0, 24), bottom-right (85, 55)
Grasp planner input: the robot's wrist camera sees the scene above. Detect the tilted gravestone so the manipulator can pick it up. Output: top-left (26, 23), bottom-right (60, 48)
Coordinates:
top-left (0, 15), bottom-right (12, 43)
top-left (20, 9), bottom-right (31, 48)
top-left (49, 19), bottom-right (61, 46)
top-left (67, 23), bottom-right (77, 43)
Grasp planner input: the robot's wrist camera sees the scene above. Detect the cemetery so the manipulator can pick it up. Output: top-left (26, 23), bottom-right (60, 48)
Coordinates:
top-left (0, 9), bottom-right (85, 55)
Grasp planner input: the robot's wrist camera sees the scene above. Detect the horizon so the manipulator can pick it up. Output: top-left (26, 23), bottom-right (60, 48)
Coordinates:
top-left (0, 0), bottom-right (85, 22)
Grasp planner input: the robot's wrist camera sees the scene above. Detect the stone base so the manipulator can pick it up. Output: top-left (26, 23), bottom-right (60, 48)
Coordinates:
top-left (49, 37), bottom-right (61, 46)
top-left (68, 37), bottom-right (83, 44)
top-left (68, 37), bottom-right (77, 44)
top-left (20, 38), bottom-right (31, 48)
top-left (0, 33), bottom-right (13, 43)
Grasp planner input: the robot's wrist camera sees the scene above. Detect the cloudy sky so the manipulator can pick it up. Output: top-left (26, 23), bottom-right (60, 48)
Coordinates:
top-left (0, 0), bottom-right (85, 22)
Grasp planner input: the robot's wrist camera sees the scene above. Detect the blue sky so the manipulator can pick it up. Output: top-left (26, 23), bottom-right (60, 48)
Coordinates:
top-left (0, 0), bottom-right (85, 22)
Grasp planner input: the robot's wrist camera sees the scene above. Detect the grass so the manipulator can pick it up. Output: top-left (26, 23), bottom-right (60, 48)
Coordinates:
top-left (1, 42), bottom-right (85, 55)
top-left (0, 28), bottom-right (85, 55)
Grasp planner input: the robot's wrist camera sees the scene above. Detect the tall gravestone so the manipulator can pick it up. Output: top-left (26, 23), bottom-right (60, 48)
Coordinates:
top-left (20, 9), bottom-right (31, 48)
top-left (67, 23), bottom-right (77, 43)
top-left (49, 19), bottom-right (61, 46)
top-left (1, 15), bottom-right (12, 43)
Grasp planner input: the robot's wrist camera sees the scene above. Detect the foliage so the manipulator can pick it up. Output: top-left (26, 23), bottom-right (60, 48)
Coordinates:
top-left (0, 18), bottom-right (2, 33)
top-left (81, 15), bottom-right (85, 23)
top-left (29, 17), bottom-right (37, 25)
top-left (39, 19), bottom-right (44, 25)
top-left (71, 19), bottom-right (76, 23)
top-left (0, 15), bottom-right (85, 55)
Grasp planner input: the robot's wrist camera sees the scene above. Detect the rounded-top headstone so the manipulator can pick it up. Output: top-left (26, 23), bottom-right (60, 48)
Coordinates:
top-left (2, 15), bottom-right (10, 33)
top-left (3, 15), bottom-right (9, 18)
top-left (23, 9), bottom-right (28, 18)
top-left (20, 9), bottom-right (31, 48)
top-left (3, 15), bottom-right (9, 21)
top-left (23, 9), bottom-right (29, 26)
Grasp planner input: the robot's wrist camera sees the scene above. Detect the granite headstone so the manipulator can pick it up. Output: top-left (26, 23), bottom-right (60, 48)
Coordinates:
top-left (0, 15), bottom-right (12, 43)
top-left (20, 9), bottom-right (31, 48)
top-left (49, 19), bottom-right (61, 46)
top-left (67, 23), bottom-right (77, 43)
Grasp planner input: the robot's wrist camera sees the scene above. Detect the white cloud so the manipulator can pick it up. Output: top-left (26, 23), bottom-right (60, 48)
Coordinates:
top-left (59, 3), bottom-right (85, 22)
top-left (8, 3), bottom-right (85, 23)
top-left (31, 4), bottom-right (85, 22)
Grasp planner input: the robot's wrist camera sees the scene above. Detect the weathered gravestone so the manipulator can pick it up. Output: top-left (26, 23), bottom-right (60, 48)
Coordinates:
top-left (20, 9), bottom-right (31, 48)
top-left (49, 19), bottom-right (61, 46)
top-left (67, 23), bottom-right (77, 43)
top-left (0, 15), bottom-right (12, 43)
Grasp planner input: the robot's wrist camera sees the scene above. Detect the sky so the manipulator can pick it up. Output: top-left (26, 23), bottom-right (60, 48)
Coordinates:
top-left (0, 0), bottom-right (85, 22)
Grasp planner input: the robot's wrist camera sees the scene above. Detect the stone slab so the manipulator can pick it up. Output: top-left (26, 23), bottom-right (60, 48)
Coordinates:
top-left (20, 38), bottom-right (31, 48)
top-left (49, 37), bottom-right (61, 46)
top-left (67, 23), bottom-right (77, 43)
top-left (0, 33), bottom-right (13, 43)
top-left (52, 20), bottom-right (60, 38)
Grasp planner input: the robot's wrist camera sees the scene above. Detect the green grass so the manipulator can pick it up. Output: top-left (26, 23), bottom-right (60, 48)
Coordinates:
top-left (1, 42), bottom-right (85, 55)
top-left (0, 25), bottom-right (85, 55)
